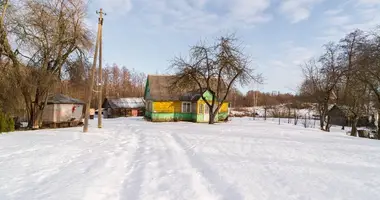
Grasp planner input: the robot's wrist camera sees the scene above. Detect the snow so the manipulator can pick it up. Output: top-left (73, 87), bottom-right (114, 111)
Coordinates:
top-left (0, 117), bottom-right (380, 200)
top-left (230, 106), bottom-right (317, 118)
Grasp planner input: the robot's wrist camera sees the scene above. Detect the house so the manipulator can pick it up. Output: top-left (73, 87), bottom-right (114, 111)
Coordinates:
top-left (41, 94), bottom-right (85, 127)
top-left (102, 97), bottom-right (145, 118)
top-left (144, 75), bottom-right (229, 122)
top-left (327, 105), bottom-right (370, 127)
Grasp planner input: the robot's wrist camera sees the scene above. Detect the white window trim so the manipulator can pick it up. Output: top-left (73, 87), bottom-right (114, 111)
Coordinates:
top-left (182, 102), bottom-right (192, 113)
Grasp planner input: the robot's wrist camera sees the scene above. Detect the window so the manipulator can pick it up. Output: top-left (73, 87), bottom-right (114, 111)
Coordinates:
top-left (182, 102), bottom-right (191, 113)
top-left (199, 104), bottom-right (204, 114)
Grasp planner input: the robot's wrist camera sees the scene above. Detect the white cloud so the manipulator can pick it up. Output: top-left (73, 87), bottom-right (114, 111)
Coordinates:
top-left (324, 9), bottom-right (343, 16)
top-left (279, 0), bottom-right (324, 23)
top-left (318, 0), bottom-right (380, 42)
top-left (261, 41), bottom-right (316, 92)
top-left (229, 0), bottom-right (272, 24)
top-left (357, 0), bottom-right (380, 6)
top-left (94, 0), bottom-right (132, 14)
top-left (328, 15), bottom-right (351, 26)
top-left (91, 0), bottom-right (272, 32)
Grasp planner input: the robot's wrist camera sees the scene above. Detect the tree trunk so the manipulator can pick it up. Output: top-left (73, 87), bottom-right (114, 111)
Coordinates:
top-left (29, 103), bottom-right (41, 129)
top-left (319, 114), bottom-right (325, 130)
top-left (209, 112), bottom-right (215, 124)
top-left (264, 108), bottom-right (267, 121)
top-left (351, 117), bottom-right (359, 137)
top-left (377, 112), bottom-right (380, 140)
top-left (27, 87), bottom-right (49, 129)
top-left (325, 115), bottom-right (331, 132)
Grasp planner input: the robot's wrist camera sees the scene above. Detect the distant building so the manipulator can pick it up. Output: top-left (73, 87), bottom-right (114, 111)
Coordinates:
top-left (102, 97), bottom-right (145, 118)
top-left (42, 94), bottom-right (85, 127)
top-left (327, 105), bottom-right (371, 127)
top-left (144, 75), bottom-right (229, 122)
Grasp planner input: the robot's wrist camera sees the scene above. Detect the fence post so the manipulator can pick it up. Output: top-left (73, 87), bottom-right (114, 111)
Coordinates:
top-left (304, 114), bottom-right (307, 128)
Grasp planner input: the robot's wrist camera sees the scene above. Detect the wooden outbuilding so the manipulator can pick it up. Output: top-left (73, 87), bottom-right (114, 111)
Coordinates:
top-left (102, 97), bottom-right (145, 118)
top-left (327, 105), bottom-right (370, 127)
top-left (41, 94), bottom-right (85, 127)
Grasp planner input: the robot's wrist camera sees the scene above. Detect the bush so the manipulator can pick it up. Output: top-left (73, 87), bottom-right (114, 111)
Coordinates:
top-left (0, 112), bottom-right (6, 133)
top-left (0, 111), bottom-right (15, 133)
top-left (7, 114), bottom-right (15, 132)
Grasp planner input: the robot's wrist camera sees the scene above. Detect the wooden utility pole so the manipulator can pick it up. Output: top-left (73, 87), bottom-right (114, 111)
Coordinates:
top-left (97, 8), bottom-right (105, 128)
top-left (83, 9), bottom-right (103, 133)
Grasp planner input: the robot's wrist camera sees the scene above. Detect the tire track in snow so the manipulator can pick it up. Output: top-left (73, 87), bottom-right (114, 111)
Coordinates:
top-left (82, 126), bottom-right (142, 200)
top-left (168, 131), bottom-right (243, 200)
top-left (119, 124), bottom-right (146, 200)
top-left (157, 131), bottom-right (218, 200)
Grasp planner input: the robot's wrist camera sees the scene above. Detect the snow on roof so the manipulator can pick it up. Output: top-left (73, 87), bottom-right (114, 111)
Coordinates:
top-left (103, 97), bottom-right (145, 109)
top-left (47, 94), bottom-right (85, 105)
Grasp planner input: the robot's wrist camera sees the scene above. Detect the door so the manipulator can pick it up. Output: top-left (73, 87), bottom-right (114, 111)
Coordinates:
top-left (204, 104), bottom-right (209, 122)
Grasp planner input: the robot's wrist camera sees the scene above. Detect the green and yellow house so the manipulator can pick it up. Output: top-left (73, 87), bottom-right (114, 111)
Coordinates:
top-left (144, 75), bottom-right (230, 122)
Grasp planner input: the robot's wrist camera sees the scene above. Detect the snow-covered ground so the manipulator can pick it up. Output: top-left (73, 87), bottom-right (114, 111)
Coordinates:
top-left (230, 106), bottom-right (317, 118)
top-left (0, 117), bottom-right (380, 200)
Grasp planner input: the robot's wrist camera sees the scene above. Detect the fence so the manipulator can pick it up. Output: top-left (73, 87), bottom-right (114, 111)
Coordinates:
top-left (251, 115), bottom-right (321, 129)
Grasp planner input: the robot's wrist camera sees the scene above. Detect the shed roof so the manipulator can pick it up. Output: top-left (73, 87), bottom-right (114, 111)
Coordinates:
top-left (103, 97), bottom-right (145, 109)
top-left (47, 94), bottom-right (85, 105)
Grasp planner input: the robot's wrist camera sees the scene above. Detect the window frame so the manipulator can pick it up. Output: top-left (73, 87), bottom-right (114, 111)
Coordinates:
top-left (182, 102), bottom-right (192, 113)
top-left (199, 103), bottom-right (204, 114)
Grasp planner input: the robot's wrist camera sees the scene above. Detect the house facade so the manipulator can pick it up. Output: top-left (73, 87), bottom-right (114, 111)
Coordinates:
top-left (144, 75), bottom-right (229, 122)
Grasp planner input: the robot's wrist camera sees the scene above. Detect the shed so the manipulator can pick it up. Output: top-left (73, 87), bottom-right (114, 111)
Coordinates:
top-left (327, 105), bottom-right (370, 127)
top-left (41, 94), bottom-right (85, 127)
top-left (102, 97), bottom-right (145, 118)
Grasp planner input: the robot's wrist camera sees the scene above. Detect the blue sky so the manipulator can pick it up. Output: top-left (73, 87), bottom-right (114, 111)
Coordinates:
top-left (86, 0), bottom-right (380, 94)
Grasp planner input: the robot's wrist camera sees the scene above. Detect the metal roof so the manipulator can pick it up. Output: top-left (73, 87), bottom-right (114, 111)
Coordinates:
top-left (47, 94), bottom-right (85, 105)
top-left (103, 97), bottom-right (145, 109)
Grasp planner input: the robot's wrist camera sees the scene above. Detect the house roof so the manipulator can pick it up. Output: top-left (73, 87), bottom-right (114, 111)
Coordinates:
top-left (47, 94), bottom-right (85, 105)
top-left (146, 75), bottom-right (179, 101)
top-left (146, 75), bottom-right (229, 102)
top-left (328, 104), bottom-right (357, 117)
top-left (103, 97), bottom-right (145, 109)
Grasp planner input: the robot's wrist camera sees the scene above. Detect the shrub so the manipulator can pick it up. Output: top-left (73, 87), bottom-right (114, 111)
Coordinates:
top-left (0, 112), bottom-right (7, 133)
top-left (0, 112), bottom-right (15, 133)
top-left (7, 114), bottom-right (15, 132)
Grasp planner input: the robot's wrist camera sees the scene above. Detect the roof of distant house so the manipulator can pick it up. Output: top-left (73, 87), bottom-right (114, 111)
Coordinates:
top-left (102, 97), bottom-right (145, 109)
top-left (47, 94), bottom-right (85, 105)
top-left (145, 75), bottom-right (228, 101)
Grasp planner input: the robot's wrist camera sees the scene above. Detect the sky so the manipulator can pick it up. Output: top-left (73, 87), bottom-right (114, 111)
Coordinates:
top-left (86, 0), bottom-right (380, 94)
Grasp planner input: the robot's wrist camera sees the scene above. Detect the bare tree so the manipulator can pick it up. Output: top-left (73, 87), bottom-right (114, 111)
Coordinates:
top-left (301, 43), bottom-right (344, 131)
top-left (170, 35), bottom-right (261, 124)
top-left (0, 0), bottom-right (92, 128)
top-left (339, 30), bottom-right (366, 100)
top-left (355, 29), bottom-right (380, 137)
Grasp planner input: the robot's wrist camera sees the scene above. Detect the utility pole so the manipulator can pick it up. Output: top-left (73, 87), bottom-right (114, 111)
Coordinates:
top-left (83, 8), bottom-right (102, 133)
top-left (97, 8), bottom-right (105, 128)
